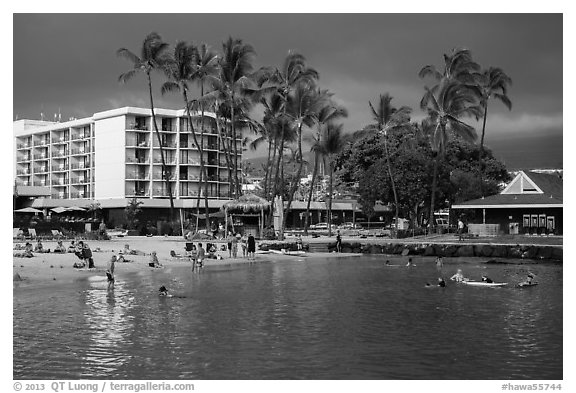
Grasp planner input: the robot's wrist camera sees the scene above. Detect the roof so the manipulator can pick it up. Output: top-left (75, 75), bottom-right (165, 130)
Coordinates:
top-left (452, 171), bottom-right (563, 209)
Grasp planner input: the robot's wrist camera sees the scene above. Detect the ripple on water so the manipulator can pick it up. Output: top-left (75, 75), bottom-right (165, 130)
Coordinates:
top-left (14, 257), bottom-right (562, 379)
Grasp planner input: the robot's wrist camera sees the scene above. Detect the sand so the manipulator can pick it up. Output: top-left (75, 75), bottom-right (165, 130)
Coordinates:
top-left (13, 236), bottom-right (359, 287)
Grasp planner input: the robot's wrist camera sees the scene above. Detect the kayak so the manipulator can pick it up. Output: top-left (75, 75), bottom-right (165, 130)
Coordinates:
top-left (461, 281), bottom-right (507, 287)
top-left (518, 282), bottom-right (539, 287)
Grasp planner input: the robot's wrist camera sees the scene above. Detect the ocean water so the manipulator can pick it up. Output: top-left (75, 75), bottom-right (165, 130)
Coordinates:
top-left (13, 256), bottom-right (562, 380)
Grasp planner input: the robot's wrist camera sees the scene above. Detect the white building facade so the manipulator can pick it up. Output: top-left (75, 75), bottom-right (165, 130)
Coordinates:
top-left (14, 107), bottom-right (240, 209)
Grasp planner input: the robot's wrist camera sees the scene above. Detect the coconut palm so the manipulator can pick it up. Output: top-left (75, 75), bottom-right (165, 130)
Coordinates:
top-left (419, 47), bottom-right (480, 85)
top-left (161, 41), bottom-right (212, 231)
top-left (474, 67), bottom-right (512, 184)
top-left (364, 94), bottom-right (412, 235)
top-left (117, 32), bottom-right (174, 222)
top-left (303, 91), bottom-right (348, 235)
top-left (319, 123), bottom-right (349, 237)
top-left (420, 78), bottom-right (482, 230)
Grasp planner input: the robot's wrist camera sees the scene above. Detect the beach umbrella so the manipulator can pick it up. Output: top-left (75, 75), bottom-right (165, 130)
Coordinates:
top-left (51, 207), bottom-right (69, 214)
top-left (14, 207), bottom-right (43, 214)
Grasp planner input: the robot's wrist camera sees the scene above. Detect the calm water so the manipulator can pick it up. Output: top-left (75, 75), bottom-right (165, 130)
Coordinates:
top-left (13, 256), bottom-right (562, 380)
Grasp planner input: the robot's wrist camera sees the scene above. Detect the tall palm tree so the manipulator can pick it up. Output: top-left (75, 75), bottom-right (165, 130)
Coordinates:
top-left (217, 37), bottom-right (257, 197)
top-left (161, 41), bottom-right (211, 231)
top-left (303, 91), bottom-right (348, 235)
top-left (320, 123), bottom-right (348, 237)
top-left (261, 52), bottom-right (319, 205)
top-left (420, 78), bottom-right (481, 230)
top-left (419, 47), bottom-right (480, 86)
top-left (191, 43), bottom-right (219, 229)
top-left (117, 32), bottom-right (175, 222)
top-left (365, 94), bottom-right (412, 235)
top-left (474, 67), bottom-right (512, 185)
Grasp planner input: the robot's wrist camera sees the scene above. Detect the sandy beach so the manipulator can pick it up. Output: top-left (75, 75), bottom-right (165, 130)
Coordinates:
top-left (13, 236), bottom-right (360, 287)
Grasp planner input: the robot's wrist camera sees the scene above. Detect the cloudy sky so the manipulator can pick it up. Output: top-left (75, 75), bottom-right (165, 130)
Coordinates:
top-left (13, 13), bottom-right (563, 168)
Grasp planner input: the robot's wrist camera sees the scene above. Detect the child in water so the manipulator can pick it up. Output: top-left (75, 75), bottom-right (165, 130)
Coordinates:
top-left (450, 269), bottom-right (467, 282)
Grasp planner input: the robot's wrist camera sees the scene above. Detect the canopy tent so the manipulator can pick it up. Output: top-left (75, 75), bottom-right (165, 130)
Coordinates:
top-left (51, 207), bottom-right (69, 214)
top-left (14, 207), bottom-right (43, 214)
top-left (221, 194), bottom-right (271, 237)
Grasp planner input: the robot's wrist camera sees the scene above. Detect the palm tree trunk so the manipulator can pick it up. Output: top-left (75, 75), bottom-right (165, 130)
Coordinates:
top-left (263, 136), bottom-right (273, 199)
top-left (200, 83), bottom-right (210, 232)
top-left (282, 123), bottom-right (304, 236)
top-left (147, 72), bottom-right (174, 224)
top-left (214, 106), bottom-right (233, 199)
top-left (383, 132), bottom-right (399, 236)
top-left (303, 151), bottom-right (319, 235)
top-left (230, 101), bottom-right (242, 197)
top-left (182, 90), bottom-right (207, 232)
top-left (327, 160), bottom-right (334, 237)
top-left (428, 152), bottom-right (439, 234)
top-left (479, 102), bottom-right (489, 196)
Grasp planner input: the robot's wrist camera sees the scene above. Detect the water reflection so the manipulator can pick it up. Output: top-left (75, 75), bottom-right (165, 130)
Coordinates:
top-left (82, 277), bottom-right (135, 377)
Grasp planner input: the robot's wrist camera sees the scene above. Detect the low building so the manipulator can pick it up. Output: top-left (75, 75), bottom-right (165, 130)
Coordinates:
top-left (451, 170), bottom-right (562, 235)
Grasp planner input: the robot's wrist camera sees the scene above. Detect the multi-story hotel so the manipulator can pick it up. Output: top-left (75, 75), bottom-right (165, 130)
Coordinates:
top-left (14, 106), bottom-right (241, 213)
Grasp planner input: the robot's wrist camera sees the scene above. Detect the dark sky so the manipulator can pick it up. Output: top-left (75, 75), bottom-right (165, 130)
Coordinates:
top-left (13, 13), bottom-right (563, 167)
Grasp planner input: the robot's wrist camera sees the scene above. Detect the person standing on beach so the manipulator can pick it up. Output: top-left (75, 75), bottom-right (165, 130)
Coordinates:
top-left (83, 243), bottom-right (94, 269)
top-left (231, 233), bottom-right (239, 258)
top-left (106, 255), bottom-right (116, 289)
top-left (336, 230), bottom-right (342, 253)
top-left (241, 233), bottom-right (248, 258)
top-left (197, 243), bottom-right (206, 268)
top-left (458, 218), bottom-right (465, 241)
top-left (247, 234), bottom-right (256, 261)
top-left (226, 232), bottom-right (233, 258)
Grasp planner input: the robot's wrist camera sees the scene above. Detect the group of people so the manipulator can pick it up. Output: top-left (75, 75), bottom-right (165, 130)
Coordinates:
top-left (73, 241), bottom-right (94, 269)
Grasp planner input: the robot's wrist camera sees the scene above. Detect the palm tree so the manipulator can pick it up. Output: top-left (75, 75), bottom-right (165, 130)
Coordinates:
top-left (320, 123), bottom-right (348, 237)
top-left (365, 94), bottom-right (412, 235)
top-left (419, 47), bottom-right (480, 85)
top-left (303, 91), bottom-right (348, 235)
top-left (191, 43), bottom-right (219, 230)
top-left (420, 78), bottom-right (481, 230)
top-left (117, 33), bottom-right (174, 222)
top-left (474, 66), bottom-right (512, 185)
top-left (216, 37), bottom-right (257, 197)
top-left (161, 41), bottom-right (211, 231)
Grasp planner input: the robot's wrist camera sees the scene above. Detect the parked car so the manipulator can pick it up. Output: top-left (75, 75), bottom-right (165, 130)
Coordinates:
top-left (339, 222), bottom-right (362, 229)
top-left (310, 223), bottom-right (337, 230)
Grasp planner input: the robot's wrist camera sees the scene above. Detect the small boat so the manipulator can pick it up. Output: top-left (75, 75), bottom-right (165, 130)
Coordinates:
top-left (461, 281), bottom-right (507, 287)
top-left (518, 282), bottom-right (539, 287)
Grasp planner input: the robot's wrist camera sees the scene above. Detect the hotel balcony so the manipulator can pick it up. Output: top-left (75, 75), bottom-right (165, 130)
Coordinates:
top-left (18, 180), bottom-right (31, 186)
top-left (55, 192), bottom-right (70, 199)
top-left (180, 159), bottom-right (200, 166)
top-left (16, 155), bottom-right (31, 163)
top-left (33, 153), bottom-right (49, 160)
top-left (152, 141), bottom-right (177, 149)
top-left (126, 140), bottom-right (150, 148)
top-left (70, 163), bottom-right (89, 170)
top-left (179, 190), bottom-right (200, 197)
top-left (152, 189), bottom-right (174, 197)
top-left (70, 191), bottom-right (88, 199)
top-left (34, 165), bottom-right (49, 173)
top-left (126, 157), bottom-right (150, 164)
top-left (126, 189), bottom-right (150, 197)
top-left (52, 178), bottom-right (68, 186)
top-left (16, 168), bottom-right (30, 176)
top-left (34, 138), bottom-right (50, 147)
top-left (152, 157), bottom-right (176, 165)
top-left (52, 151), bottom-right (68, 158)
top-left (70, 148), bottom-right (90, 156)
top-left (70, 177), bottom-right (89, 184)
top-left (51, 137), bottom-right (68, 145)
top-left (16, 143), bottom-right (32, 150)
top-left (126, 173), bottom-right (150, 180)
top-left (126, 121), bottom-right (149, 131)
top-left (52, 165), bottom-right (69, 172)
top-left (152, 174), bottom-right (178, 181)
top-left (70, 132), bottom-right (90, 140)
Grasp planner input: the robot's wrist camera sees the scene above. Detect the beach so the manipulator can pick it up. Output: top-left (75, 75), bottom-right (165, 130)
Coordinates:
top-left (13, 236), bottom-right (359, 286)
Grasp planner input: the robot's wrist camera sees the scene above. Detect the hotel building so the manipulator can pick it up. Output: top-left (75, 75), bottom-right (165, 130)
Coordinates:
top-left (14, 107), bottom-right (240, 215)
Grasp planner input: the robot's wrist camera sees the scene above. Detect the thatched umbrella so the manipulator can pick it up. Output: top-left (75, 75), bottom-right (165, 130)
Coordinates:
top-left (221, 194), bottom-right (271, 236)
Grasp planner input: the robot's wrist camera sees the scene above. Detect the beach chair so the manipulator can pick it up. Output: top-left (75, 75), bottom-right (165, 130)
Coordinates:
top-left (28, 228), bottom-right (37, 239)
top-left (170, 250), bottom-right (185, 259)
top-left (13, 228), bottom-right (23, 240)
top-left (51, 229), bottom-right (63, 239)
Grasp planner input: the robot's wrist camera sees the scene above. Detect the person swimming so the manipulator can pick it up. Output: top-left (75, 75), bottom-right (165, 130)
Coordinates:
top-left (450, 269), bottom-right (468, 282)
top-left (159, 285), bottom-right (171, 297)
top-left (519, 272), bottom-right (537, 286)
top-left (426, 277), bottom-right (446, 288)
top-left (481, 274), bottom-right (494, 283)
top-left (406, 258), bottom-right (416, 267)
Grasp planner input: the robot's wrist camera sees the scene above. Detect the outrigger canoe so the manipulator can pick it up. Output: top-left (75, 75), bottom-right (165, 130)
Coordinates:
top-left (461, 281), bottom-right (508, 287)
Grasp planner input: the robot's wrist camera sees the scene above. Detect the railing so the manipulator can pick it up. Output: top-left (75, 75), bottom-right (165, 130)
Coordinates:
top-left (126, 189), bottom-right (150, 197)
top-left (34, 166), bottom-right (49, 173)
top-left (152, 158), bottom-right (176, 164)
top-left (126, 157), bottom-right (149, 164)
top-left (70, 133), bottom-right (90, 140)
top-left (55, 192), bottom-right (69, 199)
top-left (126, 173), bottom-right (149, 180)
top-left (16, 169), bottom-right (30, 176)
top-left (70, 163), bottom-right (88, 170)
top-left (52, 165), bottom-right (68, 172)
top-left (36, 180), bottom-right (47, 186)
top-left (17, 155), bottom-right (31, 162)
top-left (16, 143), bottom-right (31, 149)
top-left (52, 151), bottom-right (68, 157)
top-left (18, 181), bottom-right (30, 186)
top-left (127, 122), bottom-right (149, 131)
top-left (181, 160), bottom-right (200, 165)
top-left (152, 189), bottom-right (172, 197)
top-left (70, 177), bottom-right (89, 184)
top-left (70, 192), bottom-right (87, 199)
top-left (52, 179), bottom-right (68, 186)
top-left (33, 154), bottom-right (48, 160)
top-left (51, 137), bottom-right (68, 144)
top-left (180, 190), bottom-right (200, 197)
top-left (34, 139), bottom-right (50, 146)
top-left (152, 141), bottom-right (177, 148)
top-left (70, 148), bottom-right (88, 155)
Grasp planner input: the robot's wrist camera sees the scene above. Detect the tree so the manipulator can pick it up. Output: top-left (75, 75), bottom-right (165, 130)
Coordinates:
top-left (303, 90), bottom-right (347, 234)
top-left (474, 66), bottom-right (512, 189)
top-left (117, 32), bottom-right (174, 222)
top-left (162, 41), bottom-right (211, 230)
top-left (419, 77), bottom-right (482, 230)
top-left (365, 94), bottom-right (412, 235)
top-left (124, 198), bottom-right (143, 229)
